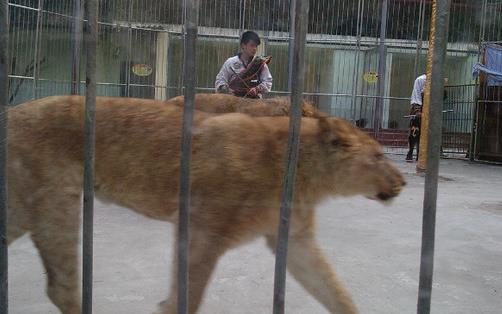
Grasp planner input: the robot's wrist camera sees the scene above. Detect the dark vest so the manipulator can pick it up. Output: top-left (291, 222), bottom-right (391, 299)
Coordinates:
top-left (229, 54), bottom-right (272, 98)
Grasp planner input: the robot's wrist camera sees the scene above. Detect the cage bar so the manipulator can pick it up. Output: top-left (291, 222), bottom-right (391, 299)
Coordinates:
top-left (82, 0), bottom-right (98, 313)
top-left (0, 0), bottom-right (10, 312)
top-left (177, 0), bottom-right (199, 313)
top-left (272, 0), bottom-right (309, 313)
top-left (416, 0), bottom-right (451, 313)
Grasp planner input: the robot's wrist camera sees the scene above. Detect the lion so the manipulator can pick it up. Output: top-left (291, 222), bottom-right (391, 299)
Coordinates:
top-left (168, 93), bottom-right (317, 117)
top-left (6, 95), bottom-right (405, 314)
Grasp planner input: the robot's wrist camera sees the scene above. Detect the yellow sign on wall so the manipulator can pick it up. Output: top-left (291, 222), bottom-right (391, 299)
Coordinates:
top-left (132, 64), bottom-right (153, 77)
top-left (363, 71), bottom-right (378, 83)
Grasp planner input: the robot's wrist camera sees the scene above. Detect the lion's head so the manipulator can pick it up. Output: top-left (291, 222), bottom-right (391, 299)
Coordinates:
top-left (315, 116), bottom-right (405, 202)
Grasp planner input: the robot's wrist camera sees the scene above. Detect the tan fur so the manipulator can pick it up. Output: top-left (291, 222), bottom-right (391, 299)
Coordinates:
top-left (168, 93), bottom-right (317, 117)
top-left (6, 95), bottom-right (405, 314)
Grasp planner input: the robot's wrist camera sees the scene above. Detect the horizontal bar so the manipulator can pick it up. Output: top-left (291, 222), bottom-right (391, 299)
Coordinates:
top-left (5, 74), bottom-right (416, 102)
top-left (8, 2), bottom-right (84, 22)
top-left (7, 2), bottom-right (38, 11)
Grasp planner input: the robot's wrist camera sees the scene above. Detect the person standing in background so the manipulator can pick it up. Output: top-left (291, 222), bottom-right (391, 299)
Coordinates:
top-left (215, 31), bottom-right (272, 98)
top-left (406, 74), bottom-right (426, 162)
top-left (406, 74), bottom-right (448, 162)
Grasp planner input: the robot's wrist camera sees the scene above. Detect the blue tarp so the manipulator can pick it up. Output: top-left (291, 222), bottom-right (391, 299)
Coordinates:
top-left (472, 44), bottom-right (502, 86)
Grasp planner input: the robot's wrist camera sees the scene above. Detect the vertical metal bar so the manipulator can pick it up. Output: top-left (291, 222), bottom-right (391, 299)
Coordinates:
top-left (470, 99), bottom-right (479, 161)
top-left (178, 2), bottom-right (187, 96)
top-left (178, 0), bottom-right (199, 313)
top-left (125, 0), bottom-right (132, 97)
top-left (350, 0), bottom-right (364, 122)
top-left (414, 0), bottom-right (426, 79)
top-left (32, 0), bottom-right (44, 99)
top-left (286, 0), bottom-right (295, 92)
top-left (374, 0), bottom-right (388, 136)
top-left (239, 0), bottom-right (245, 35)
top-left (82, 0), bottom-right (98, 313)
top-left (470, 0), bottom-right (488, 161)
top-left (71, 0), bottom-right (83, 95)
top-left (164, 33), bottom-right (171, 99)
top-left (0, 0), bottom-right (9, 312)
top-left (273, 0), bottom-right (309, 313)
top-left (496, 101), bottom-right (501, 154)
top-left (416, 0), bottom-right (450, 313)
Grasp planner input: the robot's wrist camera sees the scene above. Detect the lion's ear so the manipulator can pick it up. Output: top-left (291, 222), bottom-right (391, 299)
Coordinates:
top-left (318, 117), bottom-right (350, 148)
top-left (318, 116), bottom-right (336, 144)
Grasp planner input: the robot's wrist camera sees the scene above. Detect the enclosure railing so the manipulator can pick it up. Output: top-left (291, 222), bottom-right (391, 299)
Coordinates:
top-left (6, 0), bottom-right (497, 137)
top-left (442, 84), bottom-right (476, 155)
top-left (0, 1), bottom-right (500, 314)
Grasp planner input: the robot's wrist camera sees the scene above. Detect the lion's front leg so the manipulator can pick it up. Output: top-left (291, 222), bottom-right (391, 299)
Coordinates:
top-left (266, 234), bottom-right (358, 314)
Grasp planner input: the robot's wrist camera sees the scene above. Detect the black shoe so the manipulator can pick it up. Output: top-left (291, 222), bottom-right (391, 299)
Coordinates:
top-left (406, 153), bottom-right (413, 162)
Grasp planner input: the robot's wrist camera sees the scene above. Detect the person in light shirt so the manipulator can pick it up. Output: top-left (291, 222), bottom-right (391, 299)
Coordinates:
top-left (406, 74), bottom-right (448, 162)
top-left (215, 31), bottom-right (272, 98)
top-left (406, 74), bottom-right (426, 162)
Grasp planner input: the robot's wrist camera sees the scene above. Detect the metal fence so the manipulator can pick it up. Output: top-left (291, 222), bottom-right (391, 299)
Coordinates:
top-left (475, 100), bottom-right (502, 161)
top-left (6, 0), bottom-right (502, 141)
top-left (4, 0), bottom-right (501, 159)
top-left (0, 0), bottom-right (493, 313)
top-left (442, 84), bottom-right (476, 155)
top-left (2, 1), bottom-right (312, 314)
top-left (474, 66), bottom-right (502, 161)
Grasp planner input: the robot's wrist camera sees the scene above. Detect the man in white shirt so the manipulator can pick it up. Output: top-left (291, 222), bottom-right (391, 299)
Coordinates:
top-left (406, 74), bottom-right (426, 162)
top-left (410, 74), bottom-right (427, 106)
top-left (406, 75), bottom-right (448, 162)
top-left (215, 31), bottom-right (273, 98)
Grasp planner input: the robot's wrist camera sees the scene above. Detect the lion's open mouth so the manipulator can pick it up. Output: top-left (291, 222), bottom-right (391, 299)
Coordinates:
top-left (376, 192), bottom-right (393, 201)
top-left (367, 192), bottom-right (394, 202)
top-left (370, 183), bottom-right (404, 202)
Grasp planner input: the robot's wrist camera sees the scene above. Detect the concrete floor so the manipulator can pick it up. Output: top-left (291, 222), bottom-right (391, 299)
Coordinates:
top-left (7, 157), bottom-right (502, 314)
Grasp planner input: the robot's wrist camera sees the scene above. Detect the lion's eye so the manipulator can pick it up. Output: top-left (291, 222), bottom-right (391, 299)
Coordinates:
top-left (331, 139), bottom-right (351, 148)
top-left (374, 153), bottom-right (384, 161)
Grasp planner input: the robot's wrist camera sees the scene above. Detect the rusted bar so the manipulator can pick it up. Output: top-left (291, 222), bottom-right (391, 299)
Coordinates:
top-left (417, 0), bottom-right (451, 313)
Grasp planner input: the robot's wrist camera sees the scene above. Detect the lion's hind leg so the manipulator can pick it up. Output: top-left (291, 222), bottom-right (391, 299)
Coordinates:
top-left (6, 200), bottom-right (27, 245)
top-left (30, 190), bottom-right (81, 314)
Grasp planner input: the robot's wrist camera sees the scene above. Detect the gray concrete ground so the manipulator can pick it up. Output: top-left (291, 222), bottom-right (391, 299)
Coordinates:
top-left (7, 156), bottom-right (502, 314)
